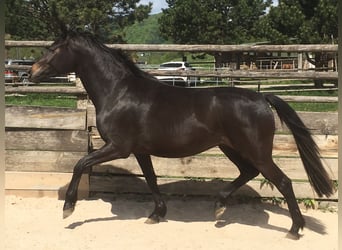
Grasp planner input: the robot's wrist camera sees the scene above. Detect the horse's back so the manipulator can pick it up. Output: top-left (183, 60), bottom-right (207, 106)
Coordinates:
top-left (134, 83), bottom-right (275, 158)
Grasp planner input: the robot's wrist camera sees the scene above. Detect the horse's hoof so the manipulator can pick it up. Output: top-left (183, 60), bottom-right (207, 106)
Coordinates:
top-left (63, 207), bottom-right (74, 219)
top-left (63, 202), bottom-right (75, 219)
top-left (286, 231), bottom-right (301, 240)
top-left (214, 201), bottom-right (226, 220)
top-left (215, 206), bottom-right (226, 220)
top-left (145, 212), bottom-right (166, 224)
top-left (145, 217), bottom-right (159, 224)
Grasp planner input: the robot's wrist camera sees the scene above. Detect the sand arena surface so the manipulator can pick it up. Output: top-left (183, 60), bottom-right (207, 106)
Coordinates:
top-left (5, 195), bottom-right (338, 250)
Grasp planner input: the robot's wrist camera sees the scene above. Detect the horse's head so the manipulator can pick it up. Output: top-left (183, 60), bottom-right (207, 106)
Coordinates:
top-left (29, 32), bottom-right (77, 83)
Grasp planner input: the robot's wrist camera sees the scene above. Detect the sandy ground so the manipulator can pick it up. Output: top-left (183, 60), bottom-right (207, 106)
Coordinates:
top-left (5, 195), bottom-right (338, 250)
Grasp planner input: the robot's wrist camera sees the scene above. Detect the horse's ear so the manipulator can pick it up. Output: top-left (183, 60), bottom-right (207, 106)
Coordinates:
top-left (60, 22), bottom-right (68, 37)
top-left (50, 2), bottom-right (68, 37)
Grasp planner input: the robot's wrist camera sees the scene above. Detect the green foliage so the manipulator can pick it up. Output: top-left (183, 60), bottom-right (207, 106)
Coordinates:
top-left (270, 196), bottom-right (284, 206)
top-left (124, 14), bottom-right (169, 44)
top-left (159, 0), bottom-right (272, 45)
top-left (259, 0), bottom-right (338, 44)
top-left (5, 0), bottom-right (152, 42)
top-left (261, 196), bottom-right (285, 206)
top-left (332, 180), bottom-right (338, 191)
top-left (5, 47), bottom-right (44, 61)
top-left (298, 198), bottom-right (316, 209)
top-left (5, 0), bottom-right (50, 40)
top-left (260, 178), bottom-right (274, 190)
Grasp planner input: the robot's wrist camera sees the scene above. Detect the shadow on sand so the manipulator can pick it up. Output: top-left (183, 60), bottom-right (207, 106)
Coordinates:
top-left (62, 166), bottom-right (328, 236)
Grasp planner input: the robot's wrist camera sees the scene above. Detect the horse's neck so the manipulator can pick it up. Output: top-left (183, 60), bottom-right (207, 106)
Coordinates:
top-left (76, 54), bottom-right (128, 110)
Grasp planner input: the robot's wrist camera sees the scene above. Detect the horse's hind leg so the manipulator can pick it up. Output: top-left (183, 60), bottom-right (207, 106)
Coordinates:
top-left (134, 154), bottom-right (167, 224)
top-left (215, 145), bottom-right (260, 219)
top-left (259, 161), bottom-right (305, 239)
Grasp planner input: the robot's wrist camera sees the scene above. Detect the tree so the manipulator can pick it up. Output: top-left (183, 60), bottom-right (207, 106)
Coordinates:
top-left (259, 0), bottom-right (338, 44)
top-left (5, 0), bottom-right (50, 40)
top-left (159, 0), bottom-right (271, 45)
top-left (258, 0), bottom-right (338, 86)
top-left (5, 0), bottom-right (152, 42)
top-left (158, 0), bottom-right (271, 67)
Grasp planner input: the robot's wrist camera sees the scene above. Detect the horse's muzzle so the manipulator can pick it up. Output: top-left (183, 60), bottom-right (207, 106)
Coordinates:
top-left (29, 63), bottom-right (51, 83)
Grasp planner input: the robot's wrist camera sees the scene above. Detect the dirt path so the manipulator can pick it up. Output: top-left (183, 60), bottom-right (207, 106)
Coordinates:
top-left (5, 195), bottom-right (338, 250)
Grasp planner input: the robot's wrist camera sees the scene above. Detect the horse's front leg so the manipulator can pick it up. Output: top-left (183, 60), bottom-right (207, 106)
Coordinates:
top-left (134, 154), bottom-right (167, 224)
top-left (63, 142), bottom-right (125, 218)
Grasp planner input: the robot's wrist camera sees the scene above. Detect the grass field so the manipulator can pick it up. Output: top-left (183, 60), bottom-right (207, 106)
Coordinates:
top-left (5, 83), bottom-right (338, 112)
top-left (276, 89), bottom-right (338, 112)
top-left (5, 93), bottom-right (77, 108)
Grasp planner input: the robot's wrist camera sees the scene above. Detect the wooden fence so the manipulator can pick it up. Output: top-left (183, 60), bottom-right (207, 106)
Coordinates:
top-left (5, 105), bottom-right (89, 199)
top-left (4, 85), bottom-right (338, 200)
top-left (4, 42), bottom-right (338, 201)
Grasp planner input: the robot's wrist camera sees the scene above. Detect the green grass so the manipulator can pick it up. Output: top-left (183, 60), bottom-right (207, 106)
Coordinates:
top-left (277, 89), bottom-right (338, 96)
top-left (276, 89), bottom-right (338, 112)
top-left (288, 102), bottom-right (337, 112)
top-left (5, 93), bottom-right (77, 108)
top-left (5, 85), bottom-right (338, 112)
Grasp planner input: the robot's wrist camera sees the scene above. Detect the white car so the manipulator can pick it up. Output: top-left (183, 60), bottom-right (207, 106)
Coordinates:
top-left (156, 61), bottom-right (198, 86)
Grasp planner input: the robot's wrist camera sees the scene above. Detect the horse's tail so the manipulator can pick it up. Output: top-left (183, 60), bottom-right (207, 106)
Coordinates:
top-left (264, 94), bottom-right (334, 197)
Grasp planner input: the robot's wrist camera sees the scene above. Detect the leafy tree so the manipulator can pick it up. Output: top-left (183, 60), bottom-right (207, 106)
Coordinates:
top-left (5, 0), bottom-right (49, 40)
top-left (5, 0), bottom-right (152, 42)
top-left (258, 0), bottom-right (338, 86)
top-left (159, 0), bottom-right (272, 45)
top-left (259, 0), bottom-right (338, 44)
top-left (158, 0), bottom-right (271, 66)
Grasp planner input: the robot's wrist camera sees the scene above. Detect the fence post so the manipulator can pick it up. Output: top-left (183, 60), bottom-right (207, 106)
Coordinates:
top-left (75, 78), bottom-right (88, 109)
top-left (298, 53), bottom-right (303, 71)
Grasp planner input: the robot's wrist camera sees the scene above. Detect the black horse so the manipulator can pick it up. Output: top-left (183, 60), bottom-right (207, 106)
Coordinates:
top-left (29, 30), bottom-right (333, 239)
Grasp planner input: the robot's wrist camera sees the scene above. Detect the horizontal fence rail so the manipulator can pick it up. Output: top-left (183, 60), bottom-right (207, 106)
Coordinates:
top-left (145, 69), bottom-right (338, 80)
top-left (5, 41), bottom-right (338, 52)
top-left (4, 65), bottom-right (339, 80)
top-left (5, 41), bottom-right (338, 82)
top-left (4, 85), bottom-right (338, 103)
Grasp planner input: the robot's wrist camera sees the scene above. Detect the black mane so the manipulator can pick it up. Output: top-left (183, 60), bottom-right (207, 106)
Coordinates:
top-left (65, 31), bottom-right (155, 80)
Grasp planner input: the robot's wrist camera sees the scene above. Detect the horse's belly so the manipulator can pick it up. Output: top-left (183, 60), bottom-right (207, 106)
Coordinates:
top-left (147, 133), bottom-right (222, 158)
top-left (151, 146), bottom-right (213, 158)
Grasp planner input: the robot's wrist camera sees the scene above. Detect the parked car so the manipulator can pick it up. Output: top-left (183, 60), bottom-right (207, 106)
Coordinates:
top-left (5, 59), bottom-right (35, 83)
top-left (156, 61), bottom-right (199, 87)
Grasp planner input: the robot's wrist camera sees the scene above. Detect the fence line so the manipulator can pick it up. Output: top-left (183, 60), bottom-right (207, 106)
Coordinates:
top-left (5, 64), bottom-right (338, 80)
top-left (4, 85), bottom-right (338, 103)
top-left (5, 41), bottom-right (338, 52)
top-left (145, 69), bottom-right (338, 79)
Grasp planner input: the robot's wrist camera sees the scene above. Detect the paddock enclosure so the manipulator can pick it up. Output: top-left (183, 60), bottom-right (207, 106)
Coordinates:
top-left (4, 42), bottom-right (338, 202)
